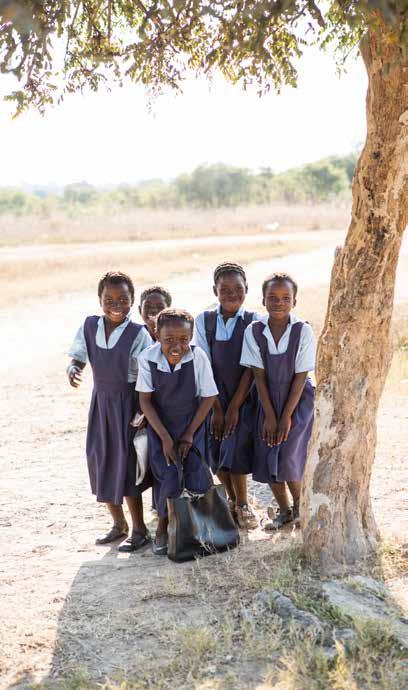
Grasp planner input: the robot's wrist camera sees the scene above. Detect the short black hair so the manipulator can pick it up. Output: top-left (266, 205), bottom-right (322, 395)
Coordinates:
top-left (262, 272), bottom-right (298, 298)
top-left (139, 286), bottom-right (172, 307)
top-left (213, 262), bottom-right (248, 286)
top-left (156, 308), bottom-right (194, 332)
top-left (98, 271), bottom-right (135, 303)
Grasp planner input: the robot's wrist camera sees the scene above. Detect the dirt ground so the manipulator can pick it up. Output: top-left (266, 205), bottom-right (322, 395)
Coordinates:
top-left (0, 229), bottom-right (407, 689)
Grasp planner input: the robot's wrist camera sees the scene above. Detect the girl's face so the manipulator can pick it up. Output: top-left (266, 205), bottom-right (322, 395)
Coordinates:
top-left (263, 280), bottom-right (296, 322)
top-left (100, 282), bottom-right (133, 325)
top-left (158, 321), bottom-right (193, 366)
top-left (139, 292), bottom-right (168, 338)
top-left (213, 273), bottom-right (247, 317)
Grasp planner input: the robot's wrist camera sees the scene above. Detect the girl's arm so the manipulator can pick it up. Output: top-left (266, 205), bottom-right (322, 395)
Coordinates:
top-left (276, 372), bottom-right (308, 444)
top-left (252, 366), bottom-right (278, 447)
top-left (211, 396), bottom-right (225, 441)
top-left (179, 395), bottom-right (217, 461)
top-left (223, 368), bottom-right (254, 438)
top-left (67, 359), bottom-right (86, 388)
top-left (139, 392), bottom-right (177, 465)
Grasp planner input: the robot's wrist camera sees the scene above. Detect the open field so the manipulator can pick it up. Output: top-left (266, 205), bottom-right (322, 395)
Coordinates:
top-left (0, 203), bottom-right (351, 246)
top-left (1, 210), bottom-right (407, 690)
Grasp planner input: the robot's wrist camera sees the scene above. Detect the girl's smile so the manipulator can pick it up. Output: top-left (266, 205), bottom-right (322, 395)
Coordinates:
top-left (100, 283), bottom-right (133, 325)
top-left (213, 273), bottom-right (247, 318)
top-left (158, 322), bottom-right (193, 366)
top-left (263, 280), bottom-right (296, 322)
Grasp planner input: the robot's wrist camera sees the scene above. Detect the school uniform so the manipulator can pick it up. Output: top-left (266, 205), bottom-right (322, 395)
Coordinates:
top-left (240, 313), bottom-right (316, 483)
top-left (193, 306), bottom-right (260, 474)
top-left (136, 343), bottom-right (218, 517)
top-left (69, 315), bottom-right (153, 504)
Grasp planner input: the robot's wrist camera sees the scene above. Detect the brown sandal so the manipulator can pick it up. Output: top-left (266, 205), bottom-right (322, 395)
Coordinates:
top-left (95, 523), bottom-right (129, 545)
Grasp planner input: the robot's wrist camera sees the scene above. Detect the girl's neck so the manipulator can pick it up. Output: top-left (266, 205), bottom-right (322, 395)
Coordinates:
top-left (268, 315), bottom-right (290, 330)
top-left (220, 306), bottom-right (240, 323)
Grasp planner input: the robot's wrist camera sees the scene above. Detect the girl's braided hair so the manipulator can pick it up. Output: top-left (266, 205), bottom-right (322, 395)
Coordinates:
top-left (97, 271), bottom-right (135, 303)
top-left (262, 272), bottom-right (298, 298)
top-left (139, 285), bottom-right (172, 307)
top-left (156, 308), bottom-right (194, 332)
top-left (213, 262), bottom-right (247, 286)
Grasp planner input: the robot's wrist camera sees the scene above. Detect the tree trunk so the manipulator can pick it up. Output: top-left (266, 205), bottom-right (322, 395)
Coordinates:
top-left (301, 24), bottom-right (408, 572)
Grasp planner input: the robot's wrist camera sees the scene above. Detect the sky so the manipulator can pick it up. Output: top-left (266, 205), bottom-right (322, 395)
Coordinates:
top-left (0, 46), bottom-right (368, 188)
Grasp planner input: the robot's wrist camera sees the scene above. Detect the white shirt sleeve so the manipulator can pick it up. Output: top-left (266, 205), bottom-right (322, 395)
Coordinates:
top-left (193, 346), bottom-right (218, 397)
top-left (240, 323), bottom-right (264, 369)
top-left (129, 327), bottom-right (153, 382)
top-left (295, 323), bottom-right (316, 373)
top-left (135, 349), bottom-right (155, 392)
top-left (191, 313), bottom-right (211, 360)
top-left (68, 323), bottom-right (88, 363)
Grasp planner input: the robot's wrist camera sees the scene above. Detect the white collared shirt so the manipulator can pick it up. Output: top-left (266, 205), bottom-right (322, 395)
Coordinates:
top-left (136, 342), bottom-right (218, 397)
top-left (240, 313), bottom-right (316, 373)
top-left (192, 304), bottom-right (262, 359)
top-left (68, 314), bottom-right (153, 382)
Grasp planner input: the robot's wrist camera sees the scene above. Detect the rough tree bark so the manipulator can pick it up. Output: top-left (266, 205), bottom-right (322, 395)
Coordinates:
top-left (301, 24), bottom-right (408, 571)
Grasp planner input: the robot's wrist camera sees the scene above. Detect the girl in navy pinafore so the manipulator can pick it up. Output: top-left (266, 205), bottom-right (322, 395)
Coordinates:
top-left (67, 271), bottom-right (153, 551)
top-left (193, 262), bottom-right (259, 530)
top-left (137, 308), bottom-right (218, 555)
top-left (241, 272), bottom-right (316, 529)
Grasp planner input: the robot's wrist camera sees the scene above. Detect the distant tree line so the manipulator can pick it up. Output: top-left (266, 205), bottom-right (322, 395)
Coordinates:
top-left (0, 153), bottom-right (357, 216)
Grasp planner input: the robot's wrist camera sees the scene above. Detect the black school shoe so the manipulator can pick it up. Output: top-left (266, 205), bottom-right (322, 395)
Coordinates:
top-left (118, 530), bottom-right (152, 552)
top-left (264, 508), bottom-right (293, 531)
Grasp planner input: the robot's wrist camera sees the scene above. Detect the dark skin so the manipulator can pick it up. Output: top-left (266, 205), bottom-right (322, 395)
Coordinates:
top-left (211, 272), bottom-right (254, 507)
top-left (139, 320), bottom-right (216, 540)
top-left (139, 292), bottom-right (169, 341)
top-left (252, 279), bottom-right (309, 513)
top-left (67, 282), bottom-right (148, 539)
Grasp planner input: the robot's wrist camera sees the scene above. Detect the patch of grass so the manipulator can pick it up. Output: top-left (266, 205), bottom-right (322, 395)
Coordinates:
top-left (370, 540), bottom-right (408, 580)
top-left (292, 591), bottom-right (351, 627)
top-left (271, 618), bottom-right (407, 690)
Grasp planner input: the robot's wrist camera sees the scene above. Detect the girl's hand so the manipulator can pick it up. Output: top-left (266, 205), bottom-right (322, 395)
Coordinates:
top-left (67, 365), bottom-right (82, 388)
top-left (276, 414), bottom-right (292, 445)
top-left (223, 404), bottom-right (239, 439)
top-left (262, 414), bottom-right (278, 447)
top-left (211, 408), bottom-right (225, 441)
top-left (162, 437), bottom-right (177, 466)
top-left (178, 432), bottom-right (194, 462)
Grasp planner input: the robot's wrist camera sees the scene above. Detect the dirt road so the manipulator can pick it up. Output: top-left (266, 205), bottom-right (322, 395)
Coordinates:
top-left (0, 231), bottom-right (407, 689)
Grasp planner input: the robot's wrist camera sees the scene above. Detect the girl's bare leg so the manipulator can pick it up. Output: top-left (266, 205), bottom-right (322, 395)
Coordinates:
top-left (95, 502), bottom-right (128, 544)
top-left (232, 473), bottom-right (258, 529)
top-left (125, 495), bottom-right (147, 535)
top-left (216, 470), bottom-right (236, 503)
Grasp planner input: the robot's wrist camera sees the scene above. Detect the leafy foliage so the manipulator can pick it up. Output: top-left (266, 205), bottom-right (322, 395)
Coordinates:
top-left (0, 152), bottom-right (357, 214)
top-left (0, 1), bottom-right (407, 114)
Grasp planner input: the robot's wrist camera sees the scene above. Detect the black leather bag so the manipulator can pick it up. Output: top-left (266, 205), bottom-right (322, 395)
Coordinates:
top-left (167, 447), bottom-right (240, 562)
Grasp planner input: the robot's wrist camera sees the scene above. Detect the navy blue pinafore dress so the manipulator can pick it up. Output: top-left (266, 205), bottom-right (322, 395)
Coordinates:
top-left (84, 316), bottom-right (151, 504)
top-left (252, 320), bottom-right (314, 483)
top-left (147, 352), bottom-right (212, 518)
top-left (204, 310), bottom-right (256, 474)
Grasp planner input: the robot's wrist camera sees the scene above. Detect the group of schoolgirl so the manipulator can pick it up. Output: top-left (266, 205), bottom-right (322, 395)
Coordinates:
top-left (67, 262), bottom-right (316, 556)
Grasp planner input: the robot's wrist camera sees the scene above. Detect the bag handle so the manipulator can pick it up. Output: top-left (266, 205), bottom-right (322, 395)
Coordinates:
top-left (174, 443), bottom-right (214, 490)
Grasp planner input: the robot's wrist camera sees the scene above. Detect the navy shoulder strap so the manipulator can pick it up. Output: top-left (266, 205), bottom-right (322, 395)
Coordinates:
top-left (243, 311), bottom-right (254, 328)
top-left (204, 310), bottom-right (217, 347)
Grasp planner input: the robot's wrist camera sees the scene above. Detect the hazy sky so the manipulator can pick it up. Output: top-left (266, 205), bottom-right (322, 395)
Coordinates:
top-left (0, 46), bottom-right (367, 187)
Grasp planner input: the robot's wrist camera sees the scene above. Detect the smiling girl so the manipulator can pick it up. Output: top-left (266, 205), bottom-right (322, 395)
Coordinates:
top-left (241, 272), bottom-right (316, 529)
top-left (67, 271), bottom-right (153, 551)
top-left (136, 308), bottom-right (218, 555)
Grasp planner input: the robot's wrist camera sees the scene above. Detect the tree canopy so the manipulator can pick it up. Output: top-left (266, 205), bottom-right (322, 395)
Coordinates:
top-left (0, 1), bottom-right (407, 114)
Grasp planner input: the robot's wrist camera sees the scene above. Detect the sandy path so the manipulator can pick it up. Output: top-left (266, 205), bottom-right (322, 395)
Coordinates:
top-left (0, 232), bottom-right (407, 689)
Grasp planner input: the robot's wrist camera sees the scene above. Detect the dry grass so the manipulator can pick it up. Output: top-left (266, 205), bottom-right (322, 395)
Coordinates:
top-left (0, 203), bottom-right (350, 246)
top-left (31, 544), bottom-right (407, 690)
top-left (0, 238), bottom-right (316, 304)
